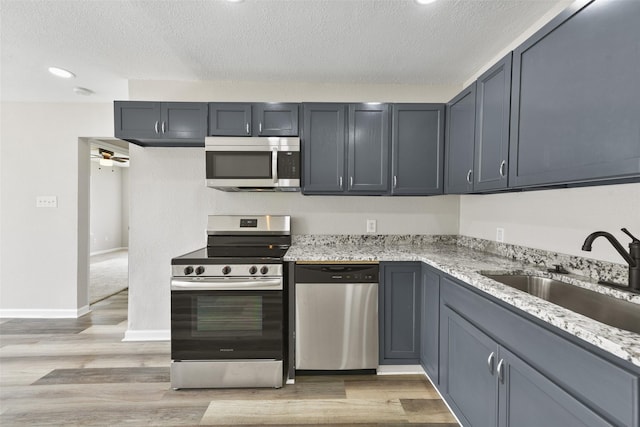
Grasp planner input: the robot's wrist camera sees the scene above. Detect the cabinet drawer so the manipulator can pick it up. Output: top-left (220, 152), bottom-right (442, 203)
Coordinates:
top-left (441, 276), bottom-right (638, 427)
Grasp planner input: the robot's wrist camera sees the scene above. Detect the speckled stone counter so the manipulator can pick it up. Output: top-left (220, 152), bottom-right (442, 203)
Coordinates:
top-left (285, 235), bottom-right (640, 368)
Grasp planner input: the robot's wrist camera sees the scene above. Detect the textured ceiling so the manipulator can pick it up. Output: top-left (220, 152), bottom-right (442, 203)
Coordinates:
top-left (1, 0), bottom-right (570, 103)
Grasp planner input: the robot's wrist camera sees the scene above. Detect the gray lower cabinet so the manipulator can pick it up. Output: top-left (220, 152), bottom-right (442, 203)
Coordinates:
top-left (114, 101), bottom-right (207, 146)
top-left (440, 305), bottom-right (498, 426)
top-left (420, 264), bottom-right (440, 384)
top-left (444, 84), bottom-right (476, 194)
top-left (438, 274), bottom-right (639, 427)
top-left (208, 102), bottom-right (299, 136)
top-left (509, 0), bottom-right (640, 187)
top-left (441, 304), bottom-right (611, 427)
top-left (391, 104), bottom-right (445, 195)
top-left (379, 263), bottom-right (421, 364)
top-left (473, 53), bottom-right (511, 192)
top-left (301, 103), bottom-right (347, 194)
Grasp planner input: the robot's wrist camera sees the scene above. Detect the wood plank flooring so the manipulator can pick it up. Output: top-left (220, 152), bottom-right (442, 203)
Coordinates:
top-left (0, 291), bottom-right (458, 426)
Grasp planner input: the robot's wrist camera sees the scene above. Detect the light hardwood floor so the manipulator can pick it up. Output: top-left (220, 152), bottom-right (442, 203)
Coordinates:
top-left (0, 291), bottom-right (458, 426)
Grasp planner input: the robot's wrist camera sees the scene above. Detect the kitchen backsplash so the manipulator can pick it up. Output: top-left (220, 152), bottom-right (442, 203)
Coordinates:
top-left (291, 234), bottom-right (628, 285)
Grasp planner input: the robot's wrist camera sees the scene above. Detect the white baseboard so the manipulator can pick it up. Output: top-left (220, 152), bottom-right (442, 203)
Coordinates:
top-left (123, 329), bottom-right (170, 342)
top-left (90, 247), bottom-right (128, 256)
top-left (377, 365), bottom-right (426, 375)
top-left (0, 305), bottom-right (91, 319)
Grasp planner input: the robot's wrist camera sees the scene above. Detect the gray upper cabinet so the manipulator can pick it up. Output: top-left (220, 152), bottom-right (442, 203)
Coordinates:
top-left (379, 263), bottom-right (421, 364)
top-left (208, 103), bottom-right (252, 136)
top-left (208, 102), bottom-right (299, 137)
top-left (302, 103), bottom-right (347, 194)
top-left (391, 104), bottom-right (445, 195)
top-left (444, 84), bottom-right (476, 194)
top-left (302, 103), bottom-right (389, 195)
top-left (114, 101), bottom-right (207, 147)
top-left (348, 104), bottom-right (390, 194)
top-left (509, 0), bottom-right (640, 187)
top-left (474, 53), bottom-right (512, 192)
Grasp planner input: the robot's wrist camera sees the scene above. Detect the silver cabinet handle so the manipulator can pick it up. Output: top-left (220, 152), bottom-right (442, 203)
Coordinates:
top-left (259, 122), bottom-right (263, 134)
top-left (393, 175), bottom-right (398, 189)
top-left (499, 160), bottom-right (506, 177)
top-left (350, 176), bottom-right (354, 188)
top-left (497, 359), bottom-right (505, 384)
top-left (161, 121), bottom-right (166, 134)
top-left (246, 122), bottom-right (250, 134)
top-left (466, 169), bottom-right (472, 184)
top-left (339, 176), bottom-right (343, 189)
top-left (272, 149), bottom-right (278, 184)
top-left (487, 352), bottom-right (495, 375)
top-left (154, 120), bottom-right (159, 134)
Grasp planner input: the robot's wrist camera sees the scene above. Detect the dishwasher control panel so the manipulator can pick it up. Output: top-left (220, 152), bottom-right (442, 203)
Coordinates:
top-left (295, 264), bottom-right (379, 283)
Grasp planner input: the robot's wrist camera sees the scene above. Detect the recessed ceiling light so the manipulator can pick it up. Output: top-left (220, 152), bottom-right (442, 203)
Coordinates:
top-left (73, 87), bottom-right (94, 96)
top-left (415, 0), bottom-right (437, 4)
top-left (48, 66), bottom-right (75, 79)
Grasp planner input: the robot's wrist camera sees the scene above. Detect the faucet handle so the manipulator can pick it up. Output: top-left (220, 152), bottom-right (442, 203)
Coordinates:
top-left (621, 228), bottom-right (640, 243)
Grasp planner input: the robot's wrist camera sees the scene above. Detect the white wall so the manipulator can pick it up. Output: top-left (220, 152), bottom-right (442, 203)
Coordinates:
top-left (90, 162), bottom-right (124, 253)
top-left (0, 102), bottom-right (113, 316)
top-left (459, 184), bottom-right (640, 264)
top-left (121, 167), bottom-right (130, 247)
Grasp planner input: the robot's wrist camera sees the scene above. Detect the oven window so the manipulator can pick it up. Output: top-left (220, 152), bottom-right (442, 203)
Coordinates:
top-left (206, 152), bottom-right (272, 179)
top-left (196, 295), bottom-right (262, 337)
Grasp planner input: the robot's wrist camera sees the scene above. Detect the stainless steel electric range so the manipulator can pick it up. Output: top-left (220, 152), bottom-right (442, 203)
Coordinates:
top-left (170, 215), bottom-right (290, 389)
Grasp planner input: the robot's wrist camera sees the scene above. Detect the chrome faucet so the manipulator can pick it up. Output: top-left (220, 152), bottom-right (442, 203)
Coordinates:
top-left (581, 228), bottom-right (640, 291)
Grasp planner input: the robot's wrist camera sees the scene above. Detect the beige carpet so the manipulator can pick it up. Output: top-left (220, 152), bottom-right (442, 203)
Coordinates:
top-left (90, 249), bottom-right (128, 304)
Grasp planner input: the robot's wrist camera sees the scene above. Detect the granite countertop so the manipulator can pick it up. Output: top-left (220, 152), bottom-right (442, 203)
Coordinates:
top-left (285, 239), bottom-right (640, 369)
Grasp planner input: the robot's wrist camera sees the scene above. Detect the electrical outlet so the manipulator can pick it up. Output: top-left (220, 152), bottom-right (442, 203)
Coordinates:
top-left (366, 219), bottom-right (377, 233)
top-left (36, 196), bottom-right (57, 208)
top-left (496, 227), bottom-right (505, 243)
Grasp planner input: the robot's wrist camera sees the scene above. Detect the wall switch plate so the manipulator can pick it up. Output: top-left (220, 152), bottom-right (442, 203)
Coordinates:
top-left (366, 219), bottom-right (377, 233)
top-left (36, 196), bottom-right (57, 208)
top-left (496, 227), bottom-right (505, 243)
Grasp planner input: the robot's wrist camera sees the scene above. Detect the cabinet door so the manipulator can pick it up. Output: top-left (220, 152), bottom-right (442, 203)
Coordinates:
top-left (302, 103), bottom-right (347, 194)
top-left (254, 103), bottom-right (299, 136)
top-left (510, 0), bottom-right (640, 187)
top-left (380, 263), bottom-right (421, 363)
top-left (114, 101), bottom-right (161, 139)
top-left (347, 104), bottom-right (390, 194)
top-left (499, 348), bottom-right (611, 427)
top-left (444, 84), bottom-right (476, 194)
top-left (474, 54), bottom-right (511, 192)
top-left (208, 103), bottom-right (251, 136)
top-left (421, 265), bottom-right (440, 384)
top-left (162, 102), bottom-right (207, 140)
top-left (391, 104), bottom-right (445, 195)
top-left (440, 305), bottom-right (498, 427)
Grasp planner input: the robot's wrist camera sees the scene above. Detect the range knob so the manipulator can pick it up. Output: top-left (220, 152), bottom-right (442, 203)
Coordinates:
top-left (222, 266), bottom-right (232, 275)
top-left (195, 266), bottom-right (205, 275)
top-left (260, 266), bottom-right (269, 275)
top-left (183, 266), bottom-right (194, 275)
top-left (249, 266), bottom-right (258, 275)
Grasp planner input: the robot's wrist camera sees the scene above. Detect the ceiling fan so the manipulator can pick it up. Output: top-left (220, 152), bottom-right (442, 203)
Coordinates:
top-left (91, 148), bottom-right (129, 166)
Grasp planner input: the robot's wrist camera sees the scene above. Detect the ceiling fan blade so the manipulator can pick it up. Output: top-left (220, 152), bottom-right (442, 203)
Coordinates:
top-left (113, 157), bottom-right (129, 163)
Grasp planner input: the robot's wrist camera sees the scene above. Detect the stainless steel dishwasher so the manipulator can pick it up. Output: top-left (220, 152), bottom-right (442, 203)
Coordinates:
top-left (295, 264), bottom-right (379, 370)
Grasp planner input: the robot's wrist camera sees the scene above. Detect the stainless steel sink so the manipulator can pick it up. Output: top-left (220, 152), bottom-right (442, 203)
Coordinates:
top-left (482, 274), bottom-right (640, 334)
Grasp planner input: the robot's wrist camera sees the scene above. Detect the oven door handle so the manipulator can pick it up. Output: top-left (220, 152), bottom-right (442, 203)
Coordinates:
top-left (171, 278), bottom-right (283, 291)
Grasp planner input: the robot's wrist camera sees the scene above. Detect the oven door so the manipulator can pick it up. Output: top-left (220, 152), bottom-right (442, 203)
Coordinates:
top-left (170, 278), bottom-right (283, 361)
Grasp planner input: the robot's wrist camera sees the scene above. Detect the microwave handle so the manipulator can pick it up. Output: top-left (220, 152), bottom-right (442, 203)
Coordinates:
top-left (272, 149), bottom-right (278, 184)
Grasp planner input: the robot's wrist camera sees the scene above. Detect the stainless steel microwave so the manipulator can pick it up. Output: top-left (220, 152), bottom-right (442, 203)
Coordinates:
top-left (205, 137), bottom-right (300, 192)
